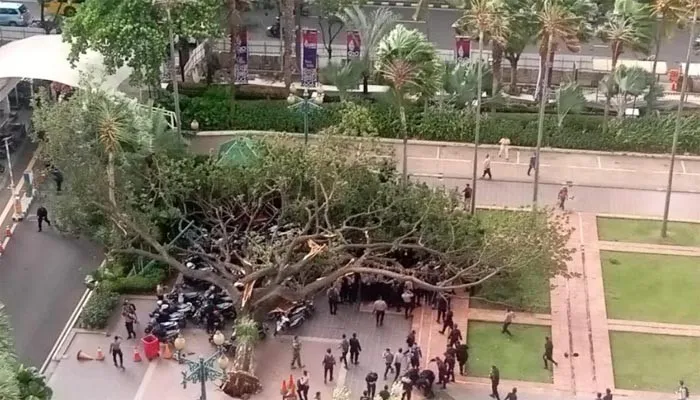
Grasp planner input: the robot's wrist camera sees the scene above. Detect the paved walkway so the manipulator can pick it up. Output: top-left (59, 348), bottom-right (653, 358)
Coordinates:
top-left (598, 241), bottom-right (700, 256)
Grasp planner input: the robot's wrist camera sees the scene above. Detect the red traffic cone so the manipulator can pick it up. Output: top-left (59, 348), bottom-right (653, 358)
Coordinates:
top-left (133, 347), bottom-right (142, 362)
top-left (280, 380), bottom-right (287, 395)
top-left (76, 350), bottom-right (94, 361)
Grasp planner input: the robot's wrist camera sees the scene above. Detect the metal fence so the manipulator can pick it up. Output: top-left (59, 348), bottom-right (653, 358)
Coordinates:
top-left (0, 26), bottom-right (45, 43)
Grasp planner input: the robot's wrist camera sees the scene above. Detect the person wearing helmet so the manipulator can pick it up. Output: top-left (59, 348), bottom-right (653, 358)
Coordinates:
top-left (121, 300), bottom-right (138, 339)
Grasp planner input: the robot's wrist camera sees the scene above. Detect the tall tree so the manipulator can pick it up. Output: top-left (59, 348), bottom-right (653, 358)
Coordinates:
top-left (597, 0), bottom-right (652, 132)
top-left (375, 24), bottom-right (442, 183)
top-left (532, 0), bottom-right (583, 204)
top-left (454, 0), bottom-right (509, 213)
top-left (63, 0), bottom-right (223, 85)
top-left (340, 6), bottom-right (399, 95)
top-left (502, 0), bottom-right (538, 94)
top-left (281, 0), bottom-right (295, 90)
top-left (316, 0), bottom-right (351, 61)
top-left (648, 0), bottom-right (685, 111)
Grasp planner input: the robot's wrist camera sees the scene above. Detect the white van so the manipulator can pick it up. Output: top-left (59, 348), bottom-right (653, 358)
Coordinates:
top-left (0, 2), bottom-right (31, 27)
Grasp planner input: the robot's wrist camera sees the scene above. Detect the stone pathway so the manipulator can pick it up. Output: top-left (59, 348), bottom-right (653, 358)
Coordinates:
top-left (598, 240), bottom-right (700, 256)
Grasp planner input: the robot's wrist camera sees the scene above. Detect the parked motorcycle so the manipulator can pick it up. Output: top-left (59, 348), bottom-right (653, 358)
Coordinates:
top-left (266, 17), bottom-right (280, 38)
top-left (268, 299), bottom-right (314, 335)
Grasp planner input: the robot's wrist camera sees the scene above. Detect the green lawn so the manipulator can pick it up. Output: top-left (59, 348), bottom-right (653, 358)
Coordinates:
top-left (611, 331), bottom-right (700, 391)
top-left (597, 217), bottom-right (700, 247)
top-left (467, 321), bottom-right (552, 383)
top-left (601, 251), bottom-right (700, 325)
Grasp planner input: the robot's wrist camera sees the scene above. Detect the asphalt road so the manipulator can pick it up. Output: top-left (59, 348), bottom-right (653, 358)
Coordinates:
top-left (240, 7), bottom-right (693, 62)
top-left (0, 125), bottom-right (102, 368)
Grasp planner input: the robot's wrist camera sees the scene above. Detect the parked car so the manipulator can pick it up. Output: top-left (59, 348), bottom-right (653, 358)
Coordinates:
top-left (43, 0), bottom-right (84, 17)
top-left (0, 2), bottom-right (31, 26)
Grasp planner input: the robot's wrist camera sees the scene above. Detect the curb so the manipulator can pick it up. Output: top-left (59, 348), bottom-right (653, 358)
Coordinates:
top-left (195, 130), bottom-right (700, 162)
top-left (363, 1), bottom-right (454, 8)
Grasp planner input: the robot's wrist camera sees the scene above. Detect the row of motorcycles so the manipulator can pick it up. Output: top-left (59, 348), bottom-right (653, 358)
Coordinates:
top-left (144, 284), bottom-right (237, 343)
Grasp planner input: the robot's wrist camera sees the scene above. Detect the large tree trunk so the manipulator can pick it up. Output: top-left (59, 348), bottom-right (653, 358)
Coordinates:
top-left (491, 42), bottom-right (504, 94)
top-left (222, 342), bottom-right (261, 398)
top-left (227, 0), bottom-right (240, 115)
top-left (602, 44), bottom-right (621, 134)
top-left (648, 22), bottom-right (663, 112)
top-left (534, 46), bottom-right (547, 102)
top-left (294, 1), bottom-right (302, 69)
top-left (506, 54), bottom-right (520, 94)
top-left (281, 0), bottom-right (295, 90)
top-left (107, 152), bottom-right (117, 207)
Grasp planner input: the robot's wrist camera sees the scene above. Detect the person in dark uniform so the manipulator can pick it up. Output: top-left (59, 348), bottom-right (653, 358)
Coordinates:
top-left (349, 333), bottom-right (362, 365)
top-left (456, 344), bottom-right (469, 375)
top-left (37, 206), bottom-right (51, 232)
top-left (365, 371), bottom-right (378, 398)
top-left (322, 349), bottom-right (336, 383)
top-left (339, 334), bottom-right (349, 368)
top-left (436, 294), bottom-right (448, 323)
top-left (543, 336), bottom-right (558, 369)
top-left (444, 346), bottom-right (456, 382)
top-left (489, 365), bottom-right (500, 400)
top-left (448, 324), bottom-right (462, 347)
top-left (440, 309), bottom-right (454, 334)
top-left (327, 286), bottom-right (340, 315)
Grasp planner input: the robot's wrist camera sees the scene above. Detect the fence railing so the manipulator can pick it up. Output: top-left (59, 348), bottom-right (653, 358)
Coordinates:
top-left (0, 26), bottom-right (45, 43)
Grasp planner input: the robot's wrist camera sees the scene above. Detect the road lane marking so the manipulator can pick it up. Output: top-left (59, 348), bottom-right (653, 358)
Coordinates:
top-left (133, 359), bottom-right (159, 400)
top-left (517, 151), bottom-right (520, 164)
top-left (597, 156), bottom-right (602, 169)
top-left (0, 150), bottom-right (40, 226)
top-left (682, 161), bottom-right (687, 173)
top-left (436, 146), bottom-right (441, 159)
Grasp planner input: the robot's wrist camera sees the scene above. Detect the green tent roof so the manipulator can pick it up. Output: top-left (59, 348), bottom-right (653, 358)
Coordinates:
top-left (218, 138), bottom-right (260, 167)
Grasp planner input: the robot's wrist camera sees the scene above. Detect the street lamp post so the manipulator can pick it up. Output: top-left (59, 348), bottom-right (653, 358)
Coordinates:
top-left (153, 0), bottom-right (183, 134)
top-left (287, 88), bottom-right (324, 146)
top-left (175, 331), bottom-right (230, 400)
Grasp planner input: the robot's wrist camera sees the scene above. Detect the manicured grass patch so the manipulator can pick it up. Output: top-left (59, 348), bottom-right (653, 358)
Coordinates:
top-left (467, 321), bottom-right (552, 383)
top-left (611, 331), bottom-right (700, 391)
top-left (602, 251), bottom-right (700, 324)
top-left (597, 217), bottom-right (700, 247)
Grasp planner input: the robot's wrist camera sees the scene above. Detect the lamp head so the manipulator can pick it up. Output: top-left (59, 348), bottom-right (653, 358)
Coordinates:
top-left (212, 330), bottom-right (226, 346)
top-left (218, 354), bottom-right (230, 370)
top-left (287, 93), bottom-right (297, 104)
top-left (190, 120), bottom-right (200, 131)
top-left (174, 335), bottom-right (186, 351)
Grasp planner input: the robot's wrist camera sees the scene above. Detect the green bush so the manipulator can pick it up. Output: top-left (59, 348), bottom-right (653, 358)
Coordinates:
top-left (79, 289), bottom-right (119, 330)
top-left (101, 268), bottom-right (167, 294)
top-left (175, 90), bottom-right (700, 154)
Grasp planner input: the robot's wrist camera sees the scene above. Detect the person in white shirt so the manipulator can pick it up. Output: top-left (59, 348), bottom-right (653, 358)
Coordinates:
top-left (498, 137), bottom-right (511, 160)
top-left (481, 154), bottom-right (492, 180)
top-left (677, 380), bottom-right (689, 400)
top-left (297, 370), bottom-right (310, 400)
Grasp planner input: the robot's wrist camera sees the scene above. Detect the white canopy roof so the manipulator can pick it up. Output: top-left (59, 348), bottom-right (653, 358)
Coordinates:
top-left (0, 34), bottom-right (132, 99)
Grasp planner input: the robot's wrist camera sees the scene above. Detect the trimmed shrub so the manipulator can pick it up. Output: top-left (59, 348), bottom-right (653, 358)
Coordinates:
top-left (79, 289), bottom-right (119, 330)
top-left (101, 268), bottom-right (167, 294)
top-left (173, 89), bottom-right (700, 154)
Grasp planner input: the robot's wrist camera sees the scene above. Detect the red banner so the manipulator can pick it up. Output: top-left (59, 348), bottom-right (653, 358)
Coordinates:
top-left (347, 30), bottom-right (361, 60)
top-left (455, 36), bottom-right (471, 61)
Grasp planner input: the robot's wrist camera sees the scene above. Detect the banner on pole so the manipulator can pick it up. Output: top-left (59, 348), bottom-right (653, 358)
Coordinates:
top-left (235, 29), bottom-right (249, 84)
top-left (301, 29), bottom-right (318, 88)
top-left (455, 36), bottom-right (471, 61)
top-left (346, 30), bottom-right (361, 60)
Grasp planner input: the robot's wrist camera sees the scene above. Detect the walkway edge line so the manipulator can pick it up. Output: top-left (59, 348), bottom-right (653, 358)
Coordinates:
top-left (40, 287), bottom-right (93, 374)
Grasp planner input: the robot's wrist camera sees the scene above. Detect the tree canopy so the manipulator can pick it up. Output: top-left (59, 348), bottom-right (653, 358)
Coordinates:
top-left (63, 0), bottom-right (223, 84)
top-left (33, 88), bottom-right (574, 314)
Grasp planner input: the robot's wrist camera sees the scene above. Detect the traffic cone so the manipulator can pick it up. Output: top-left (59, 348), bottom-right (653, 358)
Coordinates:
top-left (95, 347), bottom-right (105, 361)
top-left (133, 347), bottom-right (142, 362)
top-left (288, 374), bottom-right (295, 392)
top-left (76, 350), bottom-right (94, 361)
top-left (5, 226), bottom-right (11, 238)
top-left (280, 380), bottom-right (287, 395)
top-left (162, 343), bottom-right (173, 359)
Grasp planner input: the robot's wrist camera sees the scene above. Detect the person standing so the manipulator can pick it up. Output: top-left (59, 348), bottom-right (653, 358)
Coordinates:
top-left (291, 336), bottom-right (304, 369)
top-left (481, 154), bottom-right (492, 180)
top-left (406, 330), bottom-right (416, 348)
top-left (109, 336), bottom-right (124, 369)
top-left (400, 374), bottom-right (413, 400)
top-left (373, 297), bottom-right (388, 327)
top-left (378, 385), bottom-right (391, 400)
top-left (123, 305), bottom-right (138, 339)
top-left (527, 153), bottom-right (537, 176)
top-left (557, 186), bottom-right (570, 211)
top-left (327, 286), bottom-right (340, 315)
top-left (339, 334), bottom-right (350, 368)
top-left (382, 348), bottom-right (394, 380)
top-left (440, 309), bottom-right (454, 335)
top-left (504, 388), bottom-right (517, 400)
top-left (498, 137), bottom-right (511, 160)
top-left (502, 309), bottom-right (515, 337)
top-left (602, 388), bottom-right (613, 400)
top-left (462, 184), bottom-right (472, 212)
top-left (677, 380), bottom-right (690, 400)
top-left (448, 324), bottom-right (463, 347)
top-left (366, 371), bottom-right (378, 399)
top-left (409, 345), bottom-right (421, 369)
top-left (349, 333), bottom-right (362, 365)
top-left (36, 206), bottom-right (51, 232)
top-left (489, 365), bottom-right (500, 400)
top-left (444, 348), bottom-right (456, 383)
top-left (401, 289), bottom-right (414, 319)
top-left (543, 336), bottom-right (558, 369)
top-left (393, 348), bottom-right (403, 381)
top-left (322, 349), bottom-right (336, 383)
top-left (297, 370), bottom-right (310, 400)
top-left (52, 168), bottom-right (64, 193)
top-left (456, 344), bottom-right (469, 375)
top-left (436, 294), bottom-right (448, 323)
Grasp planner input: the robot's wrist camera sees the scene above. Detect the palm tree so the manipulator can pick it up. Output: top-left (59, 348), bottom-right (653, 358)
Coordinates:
top-left (453, 0), bottom-right (509, 213)
top-left (376, 24), bottom-right (441, 183)
top-left (321, 61), bottom-right (363, 100)
top-left (442, 60), bottom-right (493, 108)
top-left (281, 0), bottom-right (295, 90)
top-left (532, 0), bottom-right (582, 204)
top-left (662, 0), bottom-right (700, 237)
top-left (601, 65), bottom-right (657, 117)
top-left (597, 0), bottom-right (651, 132)
top-left (556, 80), bottom-right (585, 129)
top-left (649, 0), bottom-right (685, 111)
top-left (94, 97), bottom-right (135, 207)
top-left (340, 6), bottom-right (399, 95)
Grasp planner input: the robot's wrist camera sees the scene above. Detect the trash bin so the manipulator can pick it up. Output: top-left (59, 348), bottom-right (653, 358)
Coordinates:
top-left (141, 334), bottom-right (160, 360)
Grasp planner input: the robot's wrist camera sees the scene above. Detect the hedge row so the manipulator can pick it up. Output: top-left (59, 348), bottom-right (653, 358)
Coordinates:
top-left (175, 90), bottom-right (700, 154)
